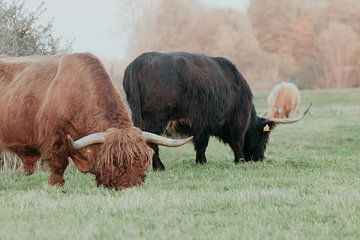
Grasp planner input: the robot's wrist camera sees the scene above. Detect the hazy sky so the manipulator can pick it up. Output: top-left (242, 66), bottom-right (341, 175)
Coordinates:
top-left (27, 0), bottom-right (248, 59)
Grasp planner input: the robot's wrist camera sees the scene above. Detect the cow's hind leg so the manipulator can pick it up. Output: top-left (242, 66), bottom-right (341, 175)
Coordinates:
top-left (142, 116), bottom-right (168, 171)
top-left (20, 155), bottom-right (39, 175)
top-left (194, 135), bottom-right (210, 164)
top-left (11, 147), bottom-right (40, 175)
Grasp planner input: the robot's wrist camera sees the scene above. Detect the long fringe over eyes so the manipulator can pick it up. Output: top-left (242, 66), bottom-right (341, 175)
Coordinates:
top-left (95, 128), bottom-right (153, 190)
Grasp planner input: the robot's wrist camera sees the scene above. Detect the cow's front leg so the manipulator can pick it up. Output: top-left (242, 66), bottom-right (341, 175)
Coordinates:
top-left (149, 143), bottom-right (165, 171)
top-left (194, 135), bottom-right (209, 164)
top-left (230, 141), bottom-right (244, 164)
top-left (11, 148), bottom-right (40, 176)
top-left (21, 155), bottom-right (39, 176)
top-left (47, 155), bottom-right (69, 185)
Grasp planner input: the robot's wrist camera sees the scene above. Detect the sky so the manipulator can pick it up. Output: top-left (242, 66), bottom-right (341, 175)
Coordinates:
top-left (27, 0), bottom-right (248, 59)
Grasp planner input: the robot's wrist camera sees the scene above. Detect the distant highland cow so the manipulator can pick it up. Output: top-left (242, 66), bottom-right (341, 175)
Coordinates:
top-left (267, 82), bottom-right (301, 118)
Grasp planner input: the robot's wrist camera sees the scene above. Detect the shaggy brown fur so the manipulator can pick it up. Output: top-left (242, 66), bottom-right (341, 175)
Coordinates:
top-left (164, 119), bottom-right (193, 138)
top-left (0, 53), bottom-right (153, 189)
top-left (95, 128), bottom-right (153, 189)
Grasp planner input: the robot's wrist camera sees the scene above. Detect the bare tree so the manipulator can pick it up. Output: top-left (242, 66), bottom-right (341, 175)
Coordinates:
top-left (0, 0), bottom-right (72, 56)
top-left (325, 0), bottom-right (360, 37)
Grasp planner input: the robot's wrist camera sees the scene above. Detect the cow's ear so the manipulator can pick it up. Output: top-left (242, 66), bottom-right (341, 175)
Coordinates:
top-left (262, 120), bottom-right (276, 133)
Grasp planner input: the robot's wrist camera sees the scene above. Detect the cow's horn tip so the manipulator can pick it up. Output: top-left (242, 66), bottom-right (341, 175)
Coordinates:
top-left (67, 134), bottom-right (75, 143)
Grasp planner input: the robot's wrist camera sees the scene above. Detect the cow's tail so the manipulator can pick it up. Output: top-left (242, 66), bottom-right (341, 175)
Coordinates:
top-left (123, 63), bottom-right (143, 129)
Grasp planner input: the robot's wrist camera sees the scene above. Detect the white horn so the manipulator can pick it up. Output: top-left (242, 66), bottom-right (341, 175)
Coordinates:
top-left (68, 132), bottom-right (107, 150)
top-left (142, 131), bottom-right (193, 147)
top-left (69, 130), bottom-right (193, 150)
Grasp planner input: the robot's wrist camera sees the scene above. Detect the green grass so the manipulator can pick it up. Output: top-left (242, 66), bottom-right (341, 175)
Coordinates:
top-left (1, 88), bottom-right (360, 240)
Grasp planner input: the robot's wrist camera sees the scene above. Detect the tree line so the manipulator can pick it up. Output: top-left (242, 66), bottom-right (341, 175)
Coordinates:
top-left (2, 0), bottom-right (359, 90)
top-left (124, 0), bottom-right (360, 89)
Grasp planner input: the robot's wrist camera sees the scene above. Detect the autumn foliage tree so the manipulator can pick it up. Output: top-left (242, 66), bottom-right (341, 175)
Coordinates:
top-left (123, 0), bottom-right (292, 89)
top-left (246, 0), bottom-right (360, 88)
top-left (121, 0), bottom-right (360, 89)
top-left (316, 22), bottom-right (360, 88)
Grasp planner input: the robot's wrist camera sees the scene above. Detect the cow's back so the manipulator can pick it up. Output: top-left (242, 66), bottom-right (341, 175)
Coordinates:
top-left (0, 53), bottom-right (132, 151)
top-left (0, 56), bottom-right (59, 147)
top-left (123, 52), bottom-right (253, 135)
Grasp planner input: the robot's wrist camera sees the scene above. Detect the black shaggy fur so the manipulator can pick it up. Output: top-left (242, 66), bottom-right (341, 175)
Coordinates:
top-left (123, 52), bottom-right (276, 170)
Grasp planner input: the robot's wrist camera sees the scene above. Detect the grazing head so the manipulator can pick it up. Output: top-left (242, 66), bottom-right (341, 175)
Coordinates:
top-left (243, 117), bottom-right (276, 161)
top-left (244, 103), bottom-right (312, 161)
top-left (95, 128), bottom-right (153, 190)
top-left (68, 127), bottom-right (193, 190)
top-left (69, 127), bottom-right (152, 190)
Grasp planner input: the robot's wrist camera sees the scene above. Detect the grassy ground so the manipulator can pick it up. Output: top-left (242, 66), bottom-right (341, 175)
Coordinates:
top-left (1, 88), bottom-right (360, 240)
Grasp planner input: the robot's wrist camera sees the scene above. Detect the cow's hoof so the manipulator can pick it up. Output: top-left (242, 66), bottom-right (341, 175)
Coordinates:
top-left (153, 162), bottom-right (165, 171)
top-left (24, 170), bottom-right (35, 176)
top-left (234, 159), bottom-right (245, 164)
top-left (153, 166), bottom-right (165, 171)
top-left (48, 175), bottom-right (65, 186)
top-left (195, 158), bottom-right (207, 164)
top-left (23, 164), bottom-right (37, 176)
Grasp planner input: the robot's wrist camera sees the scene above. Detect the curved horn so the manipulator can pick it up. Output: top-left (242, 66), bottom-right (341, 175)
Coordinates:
top-left (142, 131), bottom-right (193, 147)
top-left (68, 132), bottom-right (107, 150)
top-left (268, 103), bottom-right (312, 124)
top-left (69, 131), bottom-right (193, 150)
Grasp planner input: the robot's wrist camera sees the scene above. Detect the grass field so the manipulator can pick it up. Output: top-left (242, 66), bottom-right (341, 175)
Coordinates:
top-left (1, 88), bottom-right (360, 240)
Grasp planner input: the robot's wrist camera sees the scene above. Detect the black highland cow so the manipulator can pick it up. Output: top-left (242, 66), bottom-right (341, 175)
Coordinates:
top-left (123, 52), bottom-right (310, 171)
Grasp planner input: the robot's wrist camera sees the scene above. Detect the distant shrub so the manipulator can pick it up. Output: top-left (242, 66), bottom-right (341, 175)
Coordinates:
top-left (0, 0), bottom-right (72, 56)
top-left (0, 152), bottom-right (21, 171)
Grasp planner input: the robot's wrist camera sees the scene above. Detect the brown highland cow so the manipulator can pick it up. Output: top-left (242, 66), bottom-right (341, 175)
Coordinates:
top-left (0, 53), bottom-right (192, 190)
